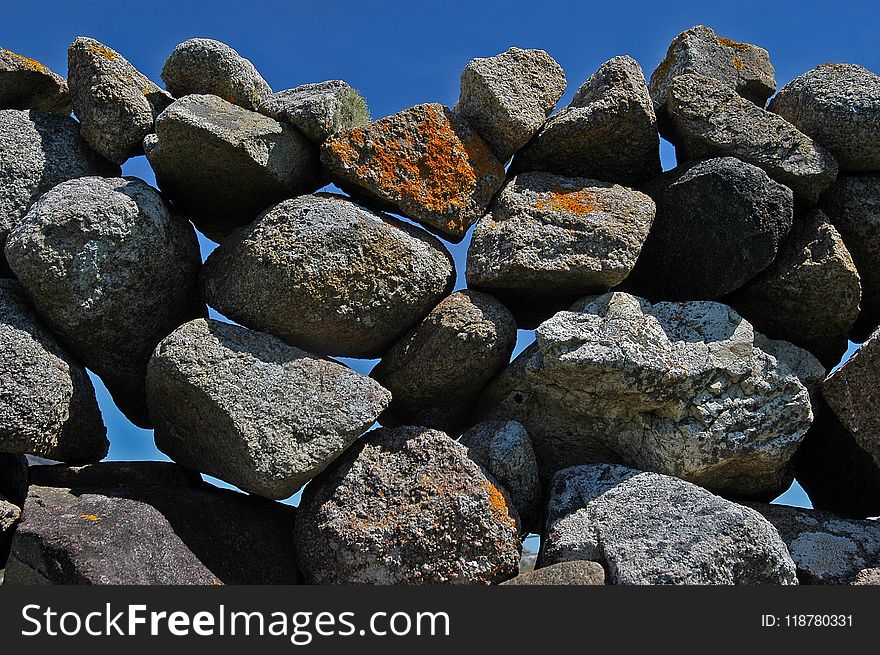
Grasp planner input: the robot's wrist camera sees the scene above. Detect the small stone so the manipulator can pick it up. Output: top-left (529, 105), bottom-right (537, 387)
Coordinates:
top-left (453, 47), bottom-right (566, 162)
top-left (501, 561), bottom-right (606, 586)
top-left (769, 63), bottom-right (880, 172)
top-left (68, 37), bottom-right (173, 164)
top-left (541, 464), bottom-right (797, 585)
top-left (145, 94), bottom-right (320, 241)
top-left (257, 80), bottom-right (370, 143)
top-left (295, 426), bottom-right (521, 585)
top-left (467, 172), bottom-right (656, 327)
top-left (371, 291), bottom-right (516, 434)
top-left (0, 47), bottom-right (70, 113)
top-left (161, 38), bottom-right (271, 111)
top-left (511, 56), bottom-right (660, 185)
top-left (147, 318), bottom-right (390, 500)
top-left (852, 568), bottom-right (880, 585)
top-left (321, 102), bottom-right (505, 242)
top-left (201, 194), bottom-right (455, 358)
top-left (5, 177), bottom-right (204, 428)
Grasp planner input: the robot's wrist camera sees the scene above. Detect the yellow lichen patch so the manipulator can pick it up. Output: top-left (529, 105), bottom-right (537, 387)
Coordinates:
top-left (480, 480), bottom-right (516, 529)
top-left (211, 579), bottom-right (223, 585)
top-left (87, 42), bottom-right (117, 61)
top-left (79, 514), bottom-right (102, 522)
top-left (9, 51), bottom-right (51, 74)
top-left (818, 62), bottom-right (848, 71)
top-left (716, 36), bottom-right (751, 52)
top-left (535, 187), bottom-right (601, 215)
top-left (732, 56), bottom-right (745, 71)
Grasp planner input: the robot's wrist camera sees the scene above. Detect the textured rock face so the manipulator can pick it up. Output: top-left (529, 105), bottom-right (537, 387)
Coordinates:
top-left (479, 292), bottom-right (820, 499)
top-left (201, 194), bottom-right (455, 358)
top-left (68, 37), bottom-right (173, 164)
top-left (147, 319), bottom-right (390, 500)
top-left (145, 94), bottom-right (320, 241)
top-left (0, 47), bottom-right (70, 113)
top-left (769, 63), bottom-right (880, 172)
top-left (511, 56), bottom-right (660, 185)
top-left (371, 291), bottom-right (516, 434)
top-left (4, 462), bottom-right (300, 585)
top-left (5, 176), bottom-right (203, 428)
top-left (321, 102), bottom-right (505, 242)
top-left (258, 80), bottom-right (370, 143)
top-left (454, 47), bottom-right (566, 162)
top-left (627, 157), bottom-right (793, 300)
top-left (295, 426), bottom-right (521, 585)
top-left (0, 280), bottom-right (107, 462)
top-left (161, 38), bottom-right (271, 111)
top-left (467, 172), bottom-right (656, 327)
top-left (667, 73), bottom-right (838, 204)
top-left (852, 568), bottom-right (880, 585)
top-left (726, 210), bottom-right (861, 367)
top-left (501, 560), bottom-right (606, 586)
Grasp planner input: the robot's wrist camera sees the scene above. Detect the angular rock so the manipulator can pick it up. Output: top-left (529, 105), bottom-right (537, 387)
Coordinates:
top-left (467, 172), bottom-right (656, 327)
top-left (295, 426), bottom-right (521, 585)
top-left (852, 568), bottom-right (880, 585)
top-left (161, 38), bottom-right (271, 111)
top-left (321, 102), bottom-right (505, 242)
top-left (145, 94), bottom-right (320, 241)
top-left (257, 80), bottom-right (370, 143)
top-left (668, 73), bottom-right (838, 204)
top-left (68, 37), bottom-right (173, 164)
top-left (510, 56), bottom-right (660, 185)
top-left (453, 47), bottom-right (566, 162)
top-left (4, 462), bottom-right (299, 585)
top-left (0, 47), bottom-right (70, 113)
top-left (201, 194), bottom-right (455, 358)
top-left (500, 560), bottom-right (606, 586)
top-left (5, 176), bottom-right (203, 428)
top-left (479, 292), bottom-right (820, 500)
top-left (371, 291), bottom-right (516, 434)
top-left (769, 63), bottom-right (880, 172)
top-left (147, 318), bottom-right (391, 500)
top-left (626, 157), bottom-right (793, 300)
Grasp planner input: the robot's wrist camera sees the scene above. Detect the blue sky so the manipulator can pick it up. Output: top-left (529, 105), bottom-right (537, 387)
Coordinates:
top-left (5, 0), bottom-right (878, 513)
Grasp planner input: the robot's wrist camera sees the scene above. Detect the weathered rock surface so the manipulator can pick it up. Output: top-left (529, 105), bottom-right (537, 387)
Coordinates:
top-left (147, 318), bottom-right (390, 500)
top-left (5, 176), bottom-right (203, 428)
top-left (258, 80), bottom-right (370, 143)
top-left (479, 292), bottom-right (820, 499)
top-left (0, 496), bottom-right (20, 570)
top-left (68, 37), bottom-right (173, 164)
top-left (295, 426), bottom-right (521, 585)
top-left (540, 464), bottom-right (797, 585)
top-left (511, 56), bottom-right (660, 185)
top-left (321, 102), bottom-right (505, 242)
top-left (161, 38), bottom-right (271, 111)
top-left (454, 47), bottom-right (566, 162)
top-left (501, 560), bottom-right (606, 586)
top-left (201, 194), bottom-right (455, 358)
top-left (769, 63), bottom-right (880, 172)
top-left (467, 172), bottom-right (655, 327)
top-left (852, 568), bottom-right (880, 585)
top-left (0, 47), bottom-right (70, 113)
top-left (371, 291), bottom-right (516, 434)
top-left (4, 462), bottom-right (299, 585)
top-left (667, 73), bottom-right (838, 204)
top-left (626, 157), bottom-right (793, 300)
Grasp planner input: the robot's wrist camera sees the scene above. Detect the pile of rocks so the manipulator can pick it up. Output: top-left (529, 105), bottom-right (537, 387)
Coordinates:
top-left (1, 26), bottom-right (879, 585)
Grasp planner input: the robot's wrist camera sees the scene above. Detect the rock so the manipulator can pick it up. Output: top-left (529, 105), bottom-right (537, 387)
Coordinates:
top-left (510, 56), bottom-right (660, 185)
top-left (0, 496), bottom-right (20, 570)
top-left (321, 102), bottom-right (505, 242)
top-left (4, 462), bottom-right (299, 585)
top-left (145, 94), bottom-right (320, 241)
top-left (769, 63), bottom-right (880, 173)
top-left (726, 210), bottom-right (860, 367)
top-left (626, 157), bottom-right (793, 300)
top-left (0, 453), bottom-right (28, 506)
top-left (371, 291), bottom-right (516, 434)
top-left (0, 280), bottom-right (107, 462)
top-left (257, 80), bottom-right (370, 143)
top-left (667, 73), bottom-right (838, 204)
top-left (201, 194), bottom-right (455, 358)
top-left (453, 47), bottom-right (566, 162)
top-left (0, 47), bottom-right (70, 113)
top-left (5, 176), bottom-right (203, 428)
top-left (500, 560), bottom-right (606, 586)
top-left (161, 38), bottom-right (271, 111)
top-left (467, 172), bottom-right (656, 327)
top-left (459, 420), bottom-right (541, 532)
top-left (479, 291), bottom-right (820, 500)
top-left (852, 568), bottom-right (880, 585)
top-left (295, 426), bottom-right (521, 585)
top-left (147, 318), bottom-right (390, 500)
top-left (67, 37), bottom-right (173, 164)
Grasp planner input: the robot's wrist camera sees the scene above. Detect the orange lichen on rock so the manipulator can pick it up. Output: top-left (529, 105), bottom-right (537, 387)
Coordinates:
top-left (732, 56), bottom-right (745, 71)
top-left (716, 36), bottom-right (751, 52)
top-left (80, 514), bottom-right (102, 522)
top-left (535, 187), bottom-right (601, 215)
top-left (480, 479), bottom-right (516, 529)
top-left (8, 51), bottom-right (51, 74)
top-left (86, 42), bottom-right (117, 61)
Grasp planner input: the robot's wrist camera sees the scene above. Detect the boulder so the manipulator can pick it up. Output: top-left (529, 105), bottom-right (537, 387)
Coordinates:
top-left (201, 194), bottom-right (455, 358)
top-left (257, 80), bottom-right (370, 143)
top-left (295, 426), bottom-right (521, 585)
top-left (147, 318), bottom-right (390, 500)
top-left (5, 176), bottom-right (204, 428)
top-left (852, 568), bottom-right (880, 585)
top-left (500, 560), bottom-right (605, 586)
top-left (0, 46), bottom-right (70, 113)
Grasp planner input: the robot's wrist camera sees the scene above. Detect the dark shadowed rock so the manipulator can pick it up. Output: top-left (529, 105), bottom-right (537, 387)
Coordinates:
top-left (501, 560), bottom-right (605, 586)
top-left (0, 47), bottom-right (70, 113)
top-left (852, 568), bottom-right (880, 585)
top-left (257, 80), bottom-right (370, 143)
top-left (0, 454), bottom-right (28, 507)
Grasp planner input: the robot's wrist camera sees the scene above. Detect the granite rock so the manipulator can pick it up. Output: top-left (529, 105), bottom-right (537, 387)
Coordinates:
top-left (0, 47), bottom-right (70, 113)
top-left (257, 80), bottom-right (370, 143)
top-left (500, 560), bottom-right (605, 586)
